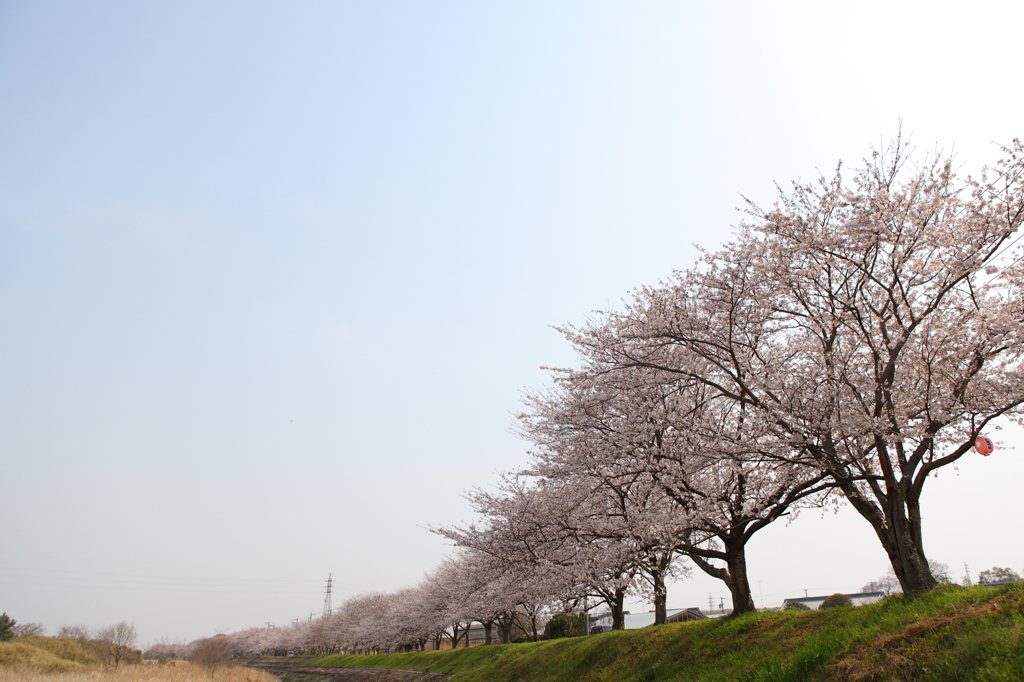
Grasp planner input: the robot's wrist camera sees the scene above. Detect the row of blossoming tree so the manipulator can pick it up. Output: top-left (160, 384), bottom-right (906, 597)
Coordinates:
top-left (152, 137), bottom-right (1024, 658)
top-left (145, 551), bottom-right (582, 658)
top-left (441, 136), bottom-right (1024, 622)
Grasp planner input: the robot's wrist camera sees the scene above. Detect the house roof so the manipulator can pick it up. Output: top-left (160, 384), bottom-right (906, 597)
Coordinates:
top-left (594, 608), bottom-right (706, 629)
top-left (779, 591), bottom-right (885, 610)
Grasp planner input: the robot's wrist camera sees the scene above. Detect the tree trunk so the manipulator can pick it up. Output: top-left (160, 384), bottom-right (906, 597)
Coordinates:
top-left (610, 587), bottom-right (626, 630)
top-left (650, 556), bottom-right (670, 625)
top-left (724, 543), bottom-right (756, 614)
top-left (483, 621), bottom-right (493, 645)
top-left (841, 480), bottom-right (937, 595)
top-left (654, 591), bottom-right (667, 625)
top-left (688, 537), bottom-right (755, 615)
top-left (878, 509), bottom-right (937, 594)
top-left (497, 613), bottom-right (515, 644)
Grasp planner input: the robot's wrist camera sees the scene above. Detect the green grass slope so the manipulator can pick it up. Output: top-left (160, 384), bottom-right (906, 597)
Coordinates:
top-left (310, 583), bottom-right (1024, 682)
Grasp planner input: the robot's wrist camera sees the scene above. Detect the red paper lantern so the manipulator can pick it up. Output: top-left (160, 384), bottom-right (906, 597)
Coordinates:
top-left (974, 436), bottom-right (994, 456)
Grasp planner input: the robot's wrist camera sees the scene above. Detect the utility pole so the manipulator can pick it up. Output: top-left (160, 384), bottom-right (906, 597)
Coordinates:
top-left (708, 594), bottom-right (713, 612)
top-left (323, 573), bottom-right (333, 617)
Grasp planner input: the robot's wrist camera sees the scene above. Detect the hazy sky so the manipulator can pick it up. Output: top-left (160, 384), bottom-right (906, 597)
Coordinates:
top-left (2, 1), bottom-right (1023, 644)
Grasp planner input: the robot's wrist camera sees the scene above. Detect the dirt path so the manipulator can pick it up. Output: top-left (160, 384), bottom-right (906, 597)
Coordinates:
top-left (242, 658), bottom-right (450, 682)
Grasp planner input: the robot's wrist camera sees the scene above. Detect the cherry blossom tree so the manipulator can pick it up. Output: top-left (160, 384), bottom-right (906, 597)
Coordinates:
top-left (418, 558), bottom-right (478, 649)
top-left (589, 137), bottom-right (1024, 595)
top-left (439, 550), bottom-right (535, 645)
top-left (438, 474), bottom-right (641, 630)
top-left (226, 626), bottom-right (280, 657)
top-left (519, 355), bottom-right (832, 615)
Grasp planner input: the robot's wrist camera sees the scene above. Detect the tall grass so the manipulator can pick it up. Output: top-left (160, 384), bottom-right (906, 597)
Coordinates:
top-left (0, 664), bottom-right (277, 682)
top-left (7, 639), bottom-right (99, 666)
top-left (0, 637), bottom-right (276, 682)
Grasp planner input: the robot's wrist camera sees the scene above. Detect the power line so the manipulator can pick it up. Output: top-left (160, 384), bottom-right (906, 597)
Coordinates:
top-left (0, 561), bottom-right (319, 585)
top-left (0, 578), bottom-right (314, 594)
top-left (0, 566), bottom-right (377, 596)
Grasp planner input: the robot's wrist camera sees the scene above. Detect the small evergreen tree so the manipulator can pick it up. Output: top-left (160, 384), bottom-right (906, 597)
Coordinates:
top-left (0, 614), bottom-right (16, 641)
top-left (542, 613), bottom-right (588, 639)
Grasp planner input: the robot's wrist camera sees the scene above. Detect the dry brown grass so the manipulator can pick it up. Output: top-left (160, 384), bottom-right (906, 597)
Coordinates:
top-left (0, 663), bottom-right (278, 682)
top-left (0, 644), bottom-right (80, 675)
top-left (10, 639), bottom-right (99, 667)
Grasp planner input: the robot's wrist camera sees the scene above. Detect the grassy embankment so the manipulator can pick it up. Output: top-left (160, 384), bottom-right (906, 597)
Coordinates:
top-left (311, 583), bottom-right (1024, 681)
top-left (0, 636), bottom-right (275, 682)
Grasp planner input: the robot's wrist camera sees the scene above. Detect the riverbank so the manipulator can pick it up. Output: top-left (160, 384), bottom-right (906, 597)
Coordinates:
top-left (308, 582), bottom-right (1024, 681)
top-left (243, 658), bottom-right (448, 682)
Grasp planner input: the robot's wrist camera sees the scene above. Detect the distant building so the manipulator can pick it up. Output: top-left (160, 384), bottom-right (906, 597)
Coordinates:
top-left (466, 624), bottom-right (488, 646)
top-left (780, 591), bottom-right (884, 610)
top-left (590, 608), bottom-right (707, 631)
top-left (666, 608), bottom-right (707, 623)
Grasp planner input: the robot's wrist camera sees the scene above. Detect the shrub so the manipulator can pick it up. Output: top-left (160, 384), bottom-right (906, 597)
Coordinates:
top-left (12, 623), bottom-right (44, 637)
top-left (820, 594), bottom-right (853, 609)
top-left (783, 601), bottom-right (810, 611)
top-left (978, 567), bottom-right (1021, 585)
top-left (542, 614), bottom-right (589, 639)
top-left (191, 636), bottom-right (234, 672)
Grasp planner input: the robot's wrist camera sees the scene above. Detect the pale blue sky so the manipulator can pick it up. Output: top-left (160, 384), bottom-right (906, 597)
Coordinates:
top-left (2, 1), bottom-right (1023, 643)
